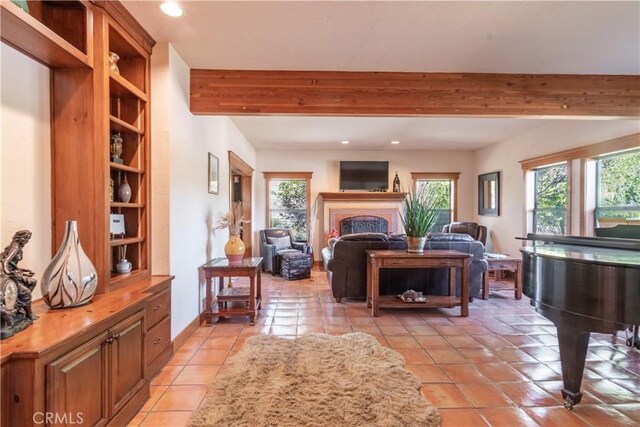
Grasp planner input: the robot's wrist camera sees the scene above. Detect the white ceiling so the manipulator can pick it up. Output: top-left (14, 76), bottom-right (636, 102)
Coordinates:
top-left (124, 1), bottom-right (640, 150)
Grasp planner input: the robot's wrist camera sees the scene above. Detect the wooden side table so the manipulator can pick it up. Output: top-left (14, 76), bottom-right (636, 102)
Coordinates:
top-left (201, 257), bottom-right (262, 325)
top-left (482, 256), bottom-right (522, 300)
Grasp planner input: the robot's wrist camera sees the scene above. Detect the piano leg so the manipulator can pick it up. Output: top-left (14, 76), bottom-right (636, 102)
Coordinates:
top-left (556, 327), bottom-right (590, 410)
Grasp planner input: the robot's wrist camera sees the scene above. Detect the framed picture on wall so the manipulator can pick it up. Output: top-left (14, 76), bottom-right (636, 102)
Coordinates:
top-left (208, 153), bottom-right (219, 194)
top-left (478, 171), bottom-right (500, 216)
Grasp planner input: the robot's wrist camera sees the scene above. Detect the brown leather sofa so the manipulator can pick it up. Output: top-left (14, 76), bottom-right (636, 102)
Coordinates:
top-left (321, 233), bottom-right (488, 302)
top-left (442, 222), bottom-right (487, 245)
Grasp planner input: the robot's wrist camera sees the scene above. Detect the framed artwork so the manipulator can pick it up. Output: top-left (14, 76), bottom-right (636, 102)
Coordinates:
top-left (478, 171), bottom-right (500, 216)
top-left (208, 153), bottom-right (219, 194)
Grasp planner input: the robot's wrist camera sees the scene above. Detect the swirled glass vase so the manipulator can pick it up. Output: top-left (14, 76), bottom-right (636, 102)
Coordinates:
top-left (41, 221), bottom-right (98, 308)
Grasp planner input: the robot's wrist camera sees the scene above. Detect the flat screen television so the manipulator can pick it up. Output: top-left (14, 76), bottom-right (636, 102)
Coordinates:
top-left (339, 161), bottom-right (389, 191)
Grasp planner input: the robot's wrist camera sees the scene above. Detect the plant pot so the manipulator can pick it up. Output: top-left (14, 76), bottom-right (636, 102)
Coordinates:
top-left (41, 220), bottom-right (98, 308)
top-left (404, 236), bottom-right (427, 253)
top-left (225, 235), bottom-right (245, 262)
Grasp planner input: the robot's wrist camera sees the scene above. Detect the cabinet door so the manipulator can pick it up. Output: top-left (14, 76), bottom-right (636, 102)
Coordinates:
top-left (47, 331), bottom-right (109, 427)
top-left (109, 310), bottom-right (145, 415)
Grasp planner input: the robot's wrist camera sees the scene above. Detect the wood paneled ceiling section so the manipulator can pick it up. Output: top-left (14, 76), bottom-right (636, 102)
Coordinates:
top-left (190, 70), bottom-right (640, 118)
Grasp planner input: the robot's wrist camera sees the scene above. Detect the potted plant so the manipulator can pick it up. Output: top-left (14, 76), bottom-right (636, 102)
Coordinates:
top-left (217, 201), bottom-right (249, 261)
top-left (401, 187), bottom-right (443, 253)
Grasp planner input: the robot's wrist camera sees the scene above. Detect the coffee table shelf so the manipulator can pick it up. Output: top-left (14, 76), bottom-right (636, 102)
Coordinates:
top-left (377, 295), bottom-right (461, 308)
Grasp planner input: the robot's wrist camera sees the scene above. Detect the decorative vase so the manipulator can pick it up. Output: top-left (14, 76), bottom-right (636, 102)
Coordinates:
top-left (118, 174), bottom-right (131, 203)
top-left (108, 51), bottom-right (120, 74)
top-left (405, 236), bottom-right (427, 253)
top-left (116, 259), bottom-right (132, 273)
top-left (224, 235), bottom-right (245, 262)
top-left (41, 221), bottom-right (98, 308)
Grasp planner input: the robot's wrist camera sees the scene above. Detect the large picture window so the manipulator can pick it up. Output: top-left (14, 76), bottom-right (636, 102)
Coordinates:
top-left (533, 163), bottom-right (568, 235)
top-left (411, 173), bottom-right (459, 233)
top-left (595, 149), bottom-right (640, 225)
top-left (263, 172), bottom-right (312, 242)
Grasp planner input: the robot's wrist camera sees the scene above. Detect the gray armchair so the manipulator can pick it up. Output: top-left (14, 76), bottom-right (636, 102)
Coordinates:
top-left (259, 229), bottom-right (311, 274)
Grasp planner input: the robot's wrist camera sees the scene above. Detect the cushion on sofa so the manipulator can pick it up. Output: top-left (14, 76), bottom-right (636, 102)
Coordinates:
top-left (428, 233), bottom-right (474, 242)
top-left (267, 236), bottom-right (292, 250)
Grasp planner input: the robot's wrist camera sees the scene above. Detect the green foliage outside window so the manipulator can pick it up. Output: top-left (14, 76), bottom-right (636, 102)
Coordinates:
top-left (416, 180), bottom-right (452, 232)
top-left (534, 164), bottom-right (567, 234)
top-left (270, 180), bottom-right (307, 241)
top-left (597, 150), bottom-right (640, 220)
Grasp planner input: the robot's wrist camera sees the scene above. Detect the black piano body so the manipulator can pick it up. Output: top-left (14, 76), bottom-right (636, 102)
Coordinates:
top-left (520, 234), bottom-right (640, 409)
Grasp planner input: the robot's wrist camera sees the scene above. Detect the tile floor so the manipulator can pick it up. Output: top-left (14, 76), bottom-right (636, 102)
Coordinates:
top-left (129, 267), bottom-right (640, 426)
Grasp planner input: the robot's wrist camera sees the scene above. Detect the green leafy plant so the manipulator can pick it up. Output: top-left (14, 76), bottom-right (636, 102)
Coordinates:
top-left (401, 186), bottom-right (444, 237)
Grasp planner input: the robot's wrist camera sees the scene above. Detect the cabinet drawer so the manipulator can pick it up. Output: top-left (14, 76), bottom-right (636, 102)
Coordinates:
top-left (146, 316), bottom-right (170, 365)
top-left (381, 258), bottom-right (459, 268)
top-left (146, 288), bottom-right (171, 329)
top-left (489, 261), bottom-right (519, 271)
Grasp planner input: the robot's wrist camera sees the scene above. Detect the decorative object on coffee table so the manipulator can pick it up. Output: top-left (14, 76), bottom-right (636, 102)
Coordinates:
top-left (41, 221), bottom-right (97, 308)
top-left (217, 201), bottom-right (249, 262)
top-left (0, 230), bottom-right (38, 339)
top-left (401, 187), bottom-right (442, 253)
top-left (190, 333), bottom-right (441, 427)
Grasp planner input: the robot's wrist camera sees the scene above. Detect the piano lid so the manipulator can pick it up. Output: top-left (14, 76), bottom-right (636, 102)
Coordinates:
top-left (519, 233), bottom-right (640, 251)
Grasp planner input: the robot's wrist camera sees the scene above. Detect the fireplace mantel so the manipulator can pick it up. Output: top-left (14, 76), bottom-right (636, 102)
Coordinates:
top-left (319, 192), bottom-right (406, 202)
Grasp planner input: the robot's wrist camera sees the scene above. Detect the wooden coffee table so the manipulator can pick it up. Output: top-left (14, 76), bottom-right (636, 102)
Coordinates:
top-left (201, 257), bottom-right (262, 325)
top-left (482, 256), bottom-right (522, 299)
top-left (366, 249), bottom-right (471, 317)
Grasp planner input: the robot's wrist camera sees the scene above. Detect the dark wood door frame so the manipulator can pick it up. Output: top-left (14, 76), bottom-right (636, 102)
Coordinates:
top-left (228, 151), bottom-right (254, 257)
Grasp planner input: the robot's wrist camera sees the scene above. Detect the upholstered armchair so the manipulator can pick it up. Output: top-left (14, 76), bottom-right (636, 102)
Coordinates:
top-left (259, 229), bottom-right (311, 274)
top-left (442, 222), bottom-right (487, 246)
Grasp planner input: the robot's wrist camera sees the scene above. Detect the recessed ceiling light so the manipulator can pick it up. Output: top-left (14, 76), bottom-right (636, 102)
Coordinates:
top-left (160, 2), bottom-right (183, 17)
top-left (341, 140), bottom-right (350, 145)
top-left (390, 140), bottom-right (400, 145)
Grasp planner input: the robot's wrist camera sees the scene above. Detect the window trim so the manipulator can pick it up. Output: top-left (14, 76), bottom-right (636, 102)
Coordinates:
top-left (410, 172), bottom-right (460, 222)
top-left (263, 171), bottom-right (313, 241)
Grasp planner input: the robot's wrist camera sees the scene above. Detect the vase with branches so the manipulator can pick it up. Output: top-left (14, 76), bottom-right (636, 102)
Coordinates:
top-left (401, 186), bottom-right (443, 253)
top-left (217, 202), bottom-right (249, 261)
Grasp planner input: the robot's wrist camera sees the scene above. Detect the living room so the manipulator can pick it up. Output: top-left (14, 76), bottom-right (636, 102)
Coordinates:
top-left (1, 1), bottom-right (639, 426)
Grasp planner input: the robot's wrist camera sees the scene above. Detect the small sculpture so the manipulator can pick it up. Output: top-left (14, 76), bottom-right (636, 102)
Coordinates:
top-left (108, 51), bottom-right (120, 74)
top-left (1, 230), bottom-right (38, 339)
top-left (110, 132), bottom-right (124, 164)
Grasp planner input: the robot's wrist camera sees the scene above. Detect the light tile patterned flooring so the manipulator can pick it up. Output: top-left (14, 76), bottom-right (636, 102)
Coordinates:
top-left (130, 267), bottom-right (640, 426)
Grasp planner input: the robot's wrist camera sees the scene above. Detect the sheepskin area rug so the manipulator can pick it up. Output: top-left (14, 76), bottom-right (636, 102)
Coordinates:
top-left (190, 333), bottom-right (441, 427)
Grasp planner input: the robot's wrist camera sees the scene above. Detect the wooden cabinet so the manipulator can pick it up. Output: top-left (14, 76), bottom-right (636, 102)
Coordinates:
top-left (144, 282), bottom-right (173, 377)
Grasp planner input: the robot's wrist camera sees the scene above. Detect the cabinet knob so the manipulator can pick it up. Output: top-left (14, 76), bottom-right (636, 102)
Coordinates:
top-left (153, 338), bottom-right (163, 345)
top-left (105, 337), bottom-right (114, 344)
top-left (113, 334), bottom-right (120, 340)
top-left (153, 304), bottom-right (163, 310)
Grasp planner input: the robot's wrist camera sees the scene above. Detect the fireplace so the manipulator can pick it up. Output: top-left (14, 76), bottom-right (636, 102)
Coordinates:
top-left (340, 216), bottom-right (388, 235)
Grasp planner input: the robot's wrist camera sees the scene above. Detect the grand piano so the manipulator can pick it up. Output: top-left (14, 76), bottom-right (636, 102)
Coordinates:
top-left (520, 233), bottom-right (640, 409)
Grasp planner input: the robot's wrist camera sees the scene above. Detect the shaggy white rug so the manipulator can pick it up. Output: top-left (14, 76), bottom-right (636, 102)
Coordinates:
top-left (190, 333), bottom-right (441, 427)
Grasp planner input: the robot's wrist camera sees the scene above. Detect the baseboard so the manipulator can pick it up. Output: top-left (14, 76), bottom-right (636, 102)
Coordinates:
top-left (172, 315), bottom-right (201, 351)
top-left (314, 260), bottom-right (324, 270)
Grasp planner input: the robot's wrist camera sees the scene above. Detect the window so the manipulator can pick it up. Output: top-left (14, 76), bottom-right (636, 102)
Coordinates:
top-left (411, 173), bottom-right (459, 233)
top-left (263, 172), bottom-right (312, 242)
top-left (533, 163), bottom-right (568, 234)
top-left (595, 149), bottom-right (640, 225)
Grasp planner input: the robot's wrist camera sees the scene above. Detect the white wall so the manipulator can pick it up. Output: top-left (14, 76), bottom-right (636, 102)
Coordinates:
top-left (256, 150), bottom-right (475, 254)
top-left (152, 43), bottom-right (257, 339)
top-left (0, 44), bottom-right (51, 301)
top-left (473, 120), bottom-right (640, 256)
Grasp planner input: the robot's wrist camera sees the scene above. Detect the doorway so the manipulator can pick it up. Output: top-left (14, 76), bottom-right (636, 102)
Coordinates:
top-left (228, 151), bottom-right (254, 257)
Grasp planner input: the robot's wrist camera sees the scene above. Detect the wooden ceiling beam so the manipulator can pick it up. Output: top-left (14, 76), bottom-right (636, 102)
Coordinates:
top-left (190, 69), bottom-right (639, 118)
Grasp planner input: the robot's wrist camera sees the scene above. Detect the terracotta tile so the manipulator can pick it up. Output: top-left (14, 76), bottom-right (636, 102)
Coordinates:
top-left (416, 335), bottom-right (454, 349)
top-left (395, 348), bottom-right (435, 364)
top-left (398, 316), bottom-right (427, 326)
top-left (491, 347), bottom-right (537, 363)
top-left (471, 335), bottom-right (514, 349)
top-left (502, 335), bottom-right (546, 347)
top-left (152, 385), bottom-right (207, 411)
top-left (581, 379), bottom-right (640, 404)
top-left (426, 348), bottom-right (468, 364)
top-left (350, 324), bottom-right (381, 334)
top-left (457, 382), bottom-right (515, 408)
top-left (474, 363), bottom-right (528, 383)
top-left (348, 316), bottom-right (376, 326)
top-left (460, 326), bottom-right (494, 335)
top-left (127, 411), bottom-right (147, 427)
top-left (385, 335), bottom-right (421, 349)
top-left (496, 382), bottom-right (560, 407)
top-left (199, 335), bottom-right (237, 350)
top-left (179, 335), bottom-right (207, 350)
top-left (586, 361), bottom-right (637, 379)
top-left (190, 326), bottom-right (214, 337)
top-left (520, 346), bottom-right (561, 362)
top-left (269, 325), bottom-right (298, 336)
top-left (405, 324), bottom-right (439, 335)
top-left (444, 335), bottom-right (485, 348)
top-left (141, 385), bottom-right (168, 411)
top-left (433, 325), bottom-right (467, 336)
top-left (210, 325), bottom-right (244, 336)
top-left (534, 381), bottom-right (603, 405)
top-left (572, 404), bottom-right (638, 426)
top-left (441, 364), bottom-right (488, 383)
top-left (424, 317), bottom-right (455, 326)
top-left (458, 348), bottom-right (501, 363)
top-left (378, 325), bottom-right (410, 335)
top-left (420, 383), bottom-right (471, 408)
top-left (324, 325), bottom-right (352, 334)
top-left (372, 316), bottom-right (402, 325)
top-left (511, 362), bottom-right (562, 381)
top-left (173, 365), bottom-right (221, 385)
top-left (271, 316), bottom-right (298, 326)
top-left (188, 349), bottom-right (230, 365)
top-left (610, 378), bottom-right (640, 394)
top-left (407, 365), bottom-right (451, 383)
top-left (139, 411), bottom-right (193, 426)
top-left (478, 407), bottom-right (540, 426)
top-left (296, 324), bottom-right (326, 334)
top-left (151, 365), bottom-right (184, 386)
top-left (440, 408), bottom-right (488, 426)
top-left (610, 403), bottom-right (640, 421)
top-left (525, 407), bottom-right (591, 427)
top-left (166, 349), bottom-right (196, 366)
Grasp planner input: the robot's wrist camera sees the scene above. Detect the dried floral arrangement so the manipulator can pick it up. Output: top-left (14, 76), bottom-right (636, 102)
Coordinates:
top-left (216, 202), bottom-right (249, 236)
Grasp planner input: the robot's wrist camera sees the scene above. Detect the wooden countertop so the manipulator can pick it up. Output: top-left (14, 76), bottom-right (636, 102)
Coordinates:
top-left (0, 275), bottom-right (174, 363)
